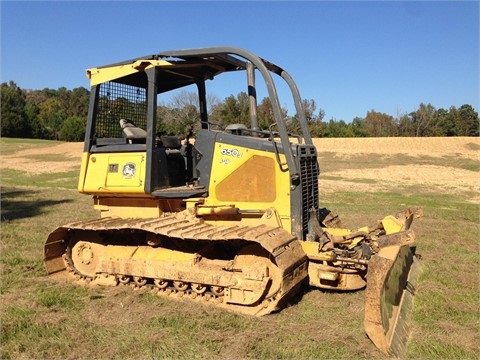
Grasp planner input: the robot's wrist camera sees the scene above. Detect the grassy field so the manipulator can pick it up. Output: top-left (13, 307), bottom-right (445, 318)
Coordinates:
top-left (1, 137), bottom-right (479, 359)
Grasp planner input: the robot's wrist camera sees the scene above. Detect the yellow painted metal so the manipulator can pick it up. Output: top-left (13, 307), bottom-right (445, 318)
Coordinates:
top-left (300, 241), bottom-right (336, 262)
top-left (381, 215), bottom-right (403, 234)
top-left (81, 152), bottom-right (147, 195)
top-left (44, 46), bottom-right (423, 355)
top-left (300, 241), bottom-right (319, 256)
top-left (93, 197), bottom-right (164, 218)
top-left (132, 246), bottom-right (197, 262)
top-left (206, 142), bottom-right (292, 233)
top-left (196, 205), bottom-right (239, 216)
top-left (323, 226), bottom-right (369, 237)
top-left (86, 59), bottom-right (172, 86)
top-left (323, 227), bottom-right (352, 236)
top-left (77, 152), bottom-right (90, 192)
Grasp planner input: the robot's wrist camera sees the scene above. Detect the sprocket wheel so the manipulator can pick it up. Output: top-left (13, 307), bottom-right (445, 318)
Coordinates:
top-left (68, 235), bottom-right (105, 278)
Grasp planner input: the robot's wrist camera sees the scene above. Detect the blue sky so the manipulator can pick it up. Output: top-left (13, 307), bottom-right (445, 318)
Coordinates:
top-left (1, 1), bottom-right (478, 122)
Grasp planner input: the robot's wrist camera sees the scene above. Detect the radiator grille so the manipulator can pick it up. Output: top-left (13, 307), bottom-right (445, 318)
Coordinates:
top-left (299, 145), bottom-right (319, 239)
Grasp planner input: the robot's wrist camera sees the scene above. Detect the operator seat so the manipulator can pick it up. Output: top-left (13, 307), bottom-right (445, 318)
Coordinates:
top-left (120, 119), bottom-right (147, 143)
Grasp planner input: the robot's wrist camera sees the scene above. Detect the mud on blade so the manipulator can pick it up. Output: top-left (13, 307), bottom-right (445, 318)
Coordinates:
top-left (364, 241), bottom-right (422, 358)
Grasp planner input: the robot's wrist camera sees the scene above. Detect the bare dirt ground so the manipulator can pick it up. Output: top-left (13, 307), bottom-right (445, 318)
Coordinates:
top-left (2, 137), bottom-right (479, 197)
top-left (1, 141), bottom-right (84, 174)
top-left (313, 137), bottom-right (480, 197)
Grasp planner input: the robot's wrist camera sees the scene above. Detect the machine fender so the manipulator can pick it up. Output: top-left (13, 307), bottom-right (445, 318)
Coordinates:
top-left (44, 227), bottom-right (68, 274)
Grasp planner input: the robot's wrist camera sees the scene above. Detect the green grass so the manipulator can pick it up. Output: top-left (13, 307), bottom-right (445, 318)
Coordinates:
top-left (33, 286), bottom-right (89, 310)
top-left (1, 138), bottom-right (479, 359)
top-left (1, 169), bottom-right (80, 189)
top-left (0, 137), bottom-right (62, 155)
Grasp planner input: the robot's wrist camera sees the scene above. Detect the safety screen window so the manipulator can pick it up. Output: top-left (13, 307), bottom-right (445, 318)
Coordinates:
top-left (95, 81), bottom-right (147, 138)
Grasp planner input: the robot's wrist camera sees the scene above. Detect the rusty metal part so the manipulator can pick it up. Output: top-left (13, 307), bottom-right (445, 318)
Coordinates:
top-left (307, 261), bottom-right (367, 290)
top-left (44, 211), bottom-right (308, 316)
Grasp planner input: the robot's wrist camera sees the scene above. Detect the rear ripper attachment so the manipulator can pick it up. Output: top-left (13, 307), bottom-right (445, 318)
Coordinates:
top-left (44, 212), bottom-right (308, 316)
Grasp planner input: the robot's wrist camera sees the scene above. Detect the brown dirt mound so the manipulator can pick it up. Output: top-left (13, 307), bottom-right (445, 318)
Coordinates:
top-left (312, 137), bottom-right (479, 160)
top-left (1, 142), bottom-right (83, 174)
top-left (313, 137), bottom-right (479, 198)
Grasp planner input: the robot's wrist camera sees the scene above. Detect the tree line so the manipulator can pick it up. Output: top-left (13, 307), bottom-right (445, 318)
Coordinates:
top-left (1, 81), bottom-right (478, 141)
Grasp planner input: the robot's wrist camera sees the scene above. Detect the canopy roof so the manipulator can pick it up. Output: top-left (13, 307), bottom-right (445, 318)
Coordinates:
top-left (86, 46), bottom-right (284, 93)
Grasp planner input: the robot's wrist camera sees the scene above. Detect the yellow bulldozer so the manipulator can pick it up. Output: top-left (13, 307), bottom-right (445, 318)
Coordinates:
top-left (44, 47), bottom-right (421, 357)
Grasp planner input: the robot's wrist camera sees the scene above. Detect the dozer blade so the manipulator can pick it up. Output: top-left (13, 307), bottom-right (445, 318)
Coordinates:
top-left (364, 241), bottom-right (422, 358)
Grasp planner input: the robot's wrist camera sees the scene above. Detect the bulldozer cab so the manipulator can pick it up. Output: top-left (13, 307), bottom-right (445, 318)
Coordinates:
top-left (84, 47), bottom-right (311, 186)
top-left (79, 47), bottom-right (323, 242)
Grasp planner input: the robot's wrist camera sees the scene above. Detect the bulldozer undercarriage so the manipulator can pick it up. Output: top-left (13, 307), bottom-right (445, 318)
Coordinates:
top-left (45, 208), bottom-right (422, 356)
top-left (45, 212), bottom-right (309, 316)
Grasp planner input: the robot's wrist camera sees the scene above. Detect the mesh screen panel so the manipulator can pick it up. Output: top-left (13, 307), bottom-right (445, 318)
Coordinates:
top-left (299, 145), bottom-right (319, 239)
top-left (95, 82), bottom-right (147, 138)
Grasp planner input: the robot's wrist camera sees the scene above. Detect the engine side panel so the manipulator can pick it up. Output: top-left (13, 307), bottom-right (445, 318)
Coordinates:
top-left (79, 151), bottom-right (147, 195)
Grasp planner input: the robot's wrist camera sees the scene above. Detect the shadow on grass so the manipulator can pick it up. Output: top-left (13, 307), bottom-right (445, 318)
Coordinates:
top-left (0, 188), bottom-right (73, 222)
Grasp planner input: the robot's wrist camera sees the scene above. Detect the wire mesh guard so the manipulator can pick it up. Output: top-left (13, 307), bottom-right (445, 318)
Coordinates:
top-left (96, 82), bottom-right (147, 138)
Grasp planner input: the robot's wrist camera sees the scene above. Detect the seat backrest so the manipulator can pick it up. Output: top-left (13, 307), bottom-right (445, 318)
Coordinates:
top-left (159, 135), bottom-right (181, 149)
top-left (120, 119), bottom-right (147, 140)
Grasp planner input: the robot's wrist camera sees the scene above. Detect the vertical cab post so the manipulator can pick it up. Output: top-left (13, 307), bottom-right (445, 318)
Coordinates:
top-left (246, 61), bottom-right (260, 133)
top-left (145, 67), bottom-right (158, 194)
top-left (196, 80), bottom-right (209, 130)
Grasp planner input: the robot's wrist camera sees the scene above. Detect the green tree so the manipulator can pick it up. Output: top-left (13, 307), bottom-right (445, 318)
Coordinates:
top-left (323, 119), bottom-right (354, 137)
top-left (38, 97), bottom-right (67, 139)
top-left (410, 103), bottom-right (435, 137)
top-left (286, 99), bottom-right (325, 137)
top-left (257, 97), bottom-right (275, 130)
top-left (1, 81), bottom-right (30, 137)
top-left (157, 91), bottom-right (201, 136)
top-left (24, 101), bottom-right (48, 139)
top-left (68, 87), bottom-right (90, 117)
top-left (397, 113), bottom-right (415, 137)
top-left (209, 92), bottom-right (251, 128)
top-left (350, 117), bottom-right (370, 137)
top-left (59, 116), bottom-right (86, 141)
top-left (364, 110), bottom-right (397, 137)
top-left (454, 104), bottom-right (479, 136)
top-left (431, 108), bottom-right (456, 136)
